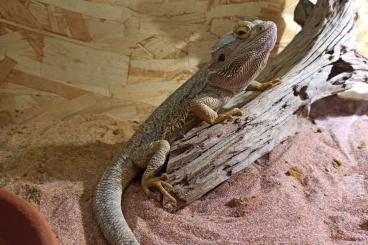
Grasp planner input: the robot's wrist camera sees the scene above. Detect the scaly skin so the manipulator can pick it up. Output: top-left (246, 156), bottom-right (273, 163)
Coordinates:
top-left (94, 20), bottom-right (278, 245)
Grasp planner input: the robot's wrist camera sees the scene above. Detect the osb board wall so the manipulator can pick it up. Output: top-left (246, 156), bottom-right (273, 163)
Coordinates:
top-left (0, 0), bottom-right (367, 127)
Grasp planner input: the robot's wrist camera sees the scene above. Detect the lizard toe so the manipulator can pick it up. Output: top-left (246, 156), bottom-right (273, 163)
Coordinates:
top-left (159, 173), bottom-right (169, 181)
top-left (271, 77), bottom-right (282, 86)
top-left (141, 174), bottom-right (176, 203)
top-left (231, 108), bottom-right (243, 116)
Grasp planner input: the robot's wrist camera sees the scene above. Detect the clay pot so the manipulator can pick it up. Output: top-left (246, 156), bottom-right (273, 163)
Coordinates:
top-left (0, 189), bottom-right (58, 245)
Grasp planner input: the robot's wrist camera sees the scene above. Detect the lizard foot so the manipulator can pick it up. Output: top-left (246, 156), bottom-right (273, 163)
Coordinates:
top-left (215, 107), bottom-right (242, 124)
top-left (260, 78), bottom-right (282, 91)
top-left (266, 77), bottom-right (282, 88)
top-left (249, 78), bottom-right (281, 91)
top-left (141, 173), bottom-right (177, 203)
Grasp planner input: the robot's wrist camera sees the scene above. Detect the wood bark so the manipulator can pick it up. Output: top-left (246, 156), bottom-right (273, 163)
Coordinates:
top-left (164, 0), bottom-right (368, 211)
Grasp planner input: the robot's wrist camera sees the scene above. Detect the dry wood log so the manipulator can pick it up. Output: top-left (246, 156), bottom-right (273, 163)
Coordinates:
top-left (164, 0), bottom-right (368, 211)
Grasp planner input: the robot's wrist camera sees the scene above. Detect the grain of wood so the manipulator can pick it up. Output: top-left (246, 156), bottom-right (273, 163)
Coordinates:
top-left (5, 70), bottom-right (87, 99)
top-left (0, 57), bottom-right (17, 83)
top-left (47, 5), bottom-right (69, 36)
top-left (36, 0), bottom-right (132, 22)
top-left (62, 10), bottom-right (92, 42)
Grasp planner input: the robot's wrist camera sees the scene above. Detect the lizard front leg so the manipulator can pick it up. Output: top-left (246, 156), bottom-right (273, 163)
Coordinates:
top-left (131, 140), bottom-right (176, 203)
top-left (190, 94), bottom-right (242, 124)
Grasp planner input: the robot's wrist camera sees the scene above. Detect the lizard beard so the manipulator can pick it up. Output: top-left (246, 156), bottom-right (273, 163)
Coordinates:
top-left (210, 47), bottom-right (269, 94)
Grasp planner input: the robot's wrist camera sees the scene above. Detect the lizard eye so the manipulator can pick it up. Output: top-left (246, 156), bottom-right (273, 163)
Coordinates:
top-left (257, 25), bottom-right (266, 32)
top-left (218, 53), bottom-right (225, 62)
top-left (234, 25), bottom-right (251, 39)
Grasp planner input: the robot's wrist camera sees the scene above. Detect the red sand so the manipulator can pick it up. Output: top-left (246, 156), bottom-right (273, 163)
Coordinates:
top-left (1, 97), bottom-right (367, 244)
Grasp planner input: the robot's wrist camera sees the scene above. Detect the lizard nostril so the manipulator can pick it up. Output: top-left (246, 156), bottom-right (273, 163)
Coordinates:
top-left (237, 30), bottom-right (245, 35)
top-left (218, 54), bottom-right (225, 62)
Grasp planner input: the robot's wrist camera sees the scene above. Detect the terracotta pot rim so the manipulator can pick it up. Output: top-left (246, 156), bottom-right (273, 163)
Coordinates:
top-left (0, 189), bottom-right (58, 245)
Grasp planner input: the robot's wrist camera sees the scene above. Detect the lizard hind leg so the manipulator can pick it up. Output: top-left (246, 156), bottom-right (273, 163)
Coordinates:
top-left (132, 140), bottom-right (176, 203)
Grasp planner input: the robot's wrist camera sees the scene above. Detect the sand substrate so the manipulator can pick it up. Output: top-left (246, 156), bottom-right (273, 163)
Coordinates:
top-left (1, 96), bottom-right (367, 244)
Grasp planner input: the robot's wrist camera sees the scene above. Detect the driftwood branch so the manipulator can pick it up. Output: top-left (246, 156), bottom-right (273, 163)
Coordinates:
top-left (164, 0), bottom-right (368, 211)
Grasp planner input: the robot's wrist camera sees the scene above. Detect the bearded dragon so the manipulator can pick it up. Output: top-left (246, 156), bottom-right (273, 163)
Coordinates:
top-left (94, 19), bottom-right (278, 245)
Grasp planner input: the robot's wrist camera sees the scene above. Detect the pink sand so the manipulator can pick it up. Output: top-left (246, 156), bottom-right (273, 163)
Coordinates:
top-left (1, 96), bottom-right (367, 244)
top-left (124, 97), bottom-right (368, 244)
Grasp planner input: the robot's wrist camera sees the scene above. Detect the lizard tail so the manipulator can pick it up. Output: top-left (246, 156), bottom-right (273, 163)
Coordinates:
top-left (93, 156), bottom-right (139, 245)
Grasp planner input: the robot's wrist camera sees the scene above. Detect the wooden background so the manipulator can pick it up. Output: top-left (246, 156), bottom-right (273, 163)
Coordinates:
top-left (0, 0), bottom-right (366, 129)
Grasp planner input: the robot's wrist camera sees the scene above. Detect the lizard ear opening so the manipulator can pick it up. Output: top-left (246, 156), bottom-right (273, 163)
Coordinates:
top-left (218, 54), bottom-right (225, 62)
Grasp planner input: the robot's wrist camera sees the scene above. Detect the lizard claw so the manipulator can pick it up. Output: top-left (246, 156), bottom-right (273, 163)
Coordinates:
top-left (263, 77), bottom-right (281, 90)
top-left (270, 77), bottom-right (281, 86)
top-left (141, 173), bottom-right (177, 203)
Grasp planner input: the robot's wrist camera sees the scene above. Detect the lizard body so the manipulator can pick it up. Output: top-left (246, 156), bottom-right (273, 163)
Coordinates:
top-left (94, 20), bottom-right (278, 245)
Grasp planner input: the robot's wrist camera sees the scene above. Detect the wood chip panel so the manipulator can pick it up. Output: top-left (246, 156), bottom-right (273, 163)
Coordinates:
top-left (0, 0), bottom-right (366, 126)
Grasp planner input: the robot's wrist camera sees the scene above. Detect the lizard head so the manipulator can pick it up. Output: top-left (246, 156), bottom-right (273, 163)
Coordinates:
top-left (209, 20), bottom-right (277, 93)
